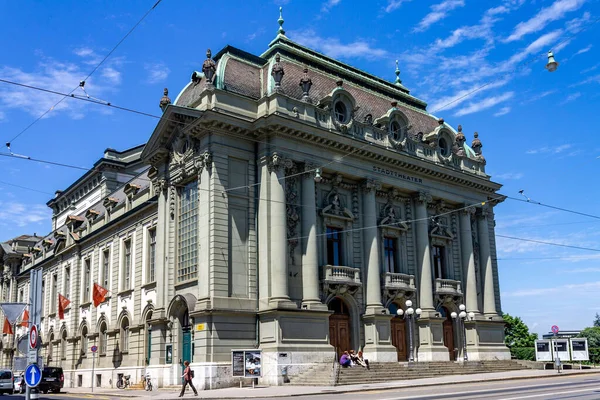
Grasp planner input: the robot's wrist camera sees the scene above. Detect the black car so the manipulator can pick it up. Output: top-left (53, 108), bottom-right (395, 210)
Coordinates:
top-left (37, 367), bottom-right (64, 394)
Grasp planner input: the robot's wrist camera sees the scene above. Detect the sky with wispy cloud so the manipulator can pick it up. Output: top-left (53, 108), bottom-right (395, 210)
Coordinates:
top-left (1, 0), bottom-right (599, 336)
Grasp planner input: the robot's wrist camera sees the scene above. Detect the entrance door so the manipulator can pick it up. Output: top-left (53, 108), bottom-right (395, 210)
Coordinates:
top-left (391, 318), bottom-right (408, 361)
top-left (329, 314), bottom-right (350, 358)
top-left (181, 327), bottom-right (192, 375)
top-left (443, 316), bottom-right (455, 360)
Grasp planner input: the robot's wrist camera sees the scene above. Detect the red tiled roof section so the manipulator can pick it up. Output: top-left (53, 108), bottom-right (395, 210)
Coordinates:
top-left (279, 61), bottom-right (438, 135)
top-left (223, 59), bottom-right (261, 99)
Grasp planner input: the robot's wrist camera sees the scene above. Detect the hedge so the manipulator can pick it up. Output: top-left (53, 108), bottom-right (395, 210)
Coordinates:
top-left (510, 347), bottom-right (535, 361)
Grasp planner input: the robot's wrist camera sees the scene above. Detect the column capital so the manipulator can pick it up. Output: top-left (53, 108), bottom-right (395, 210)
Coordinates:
top-left (193, 150), bottom-right (213, 174)
top-left (303, 162), bottom-right (318, 179)
top-left (476, 205), bottom-right (492, 219)
top-left (267, 152), bottom-right (284, 172)
top-left (414, 190), bottom-right (432, 205)
top-left (460, 205), bottom-right (477, 216)
top-left (361, 178), bottom-right (381, 193)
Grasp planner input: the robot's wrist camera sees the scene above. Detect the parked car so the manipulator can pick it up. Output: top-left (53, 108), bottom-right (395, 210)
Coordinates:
top-left (0, 370), bottom-right (14, 395)
top-left (14, 375), bottom-right (25, 394)
top-left (38, 367), bottom-right (64, 394)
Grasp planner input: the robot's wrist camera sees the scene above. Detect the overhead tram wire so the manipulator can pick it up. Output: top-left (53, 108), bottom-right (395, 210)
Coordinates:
top-left (2, 14), bottom-right (600, 192)
top-left (505, 195), bottom-right (600, 221)
top-left (0, 180), bottom-right (54, 195)
top-left (5, 0), bottom-right (163, 146)
top-left (495, 234), bottom-right (600, 253)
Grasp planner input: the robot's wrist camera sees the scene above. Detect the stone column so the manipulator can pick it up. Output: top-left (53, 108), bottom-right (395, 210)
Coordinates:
top-left (459, 207), bottom-right (479, 313)
top-left (362, 179), bottom-right (383, 310)
top-left (269, 154), bottom-right (291, 303)
top-left (301, 164), bottom-right (322, 308)
top-left (414, 191), bottom-right (434, 311)
top-left (478, 207), bottom-right (497, 316)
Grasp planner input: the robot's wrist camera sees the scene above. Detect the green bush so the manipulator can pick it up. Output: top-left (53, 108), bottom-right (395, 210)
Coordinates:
top-left (510, 347), bottom-right (535, 361)
top-left (589, 347), bottom-right (600, 364)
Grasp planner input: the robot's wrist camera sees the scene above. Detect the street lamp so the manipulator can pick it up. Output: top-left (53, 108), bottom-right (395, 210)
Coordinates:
top-left (545, 51), bottom-right (559, 72)
top-left (451, 304), bottom-right (474, 361)
top-left (396, 300), bottom-right (422, 362)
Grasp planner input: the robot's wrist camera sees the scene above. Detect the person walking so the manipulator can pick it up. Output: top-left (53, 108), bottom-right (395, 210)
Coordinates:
top-left (179, 360), bottom-right (198, 397)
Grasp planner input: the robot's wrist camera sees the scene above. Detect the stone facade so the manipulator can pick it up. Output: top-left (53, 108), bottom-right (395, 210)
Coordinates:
top-left (1, 27), bottom-right (510, 390)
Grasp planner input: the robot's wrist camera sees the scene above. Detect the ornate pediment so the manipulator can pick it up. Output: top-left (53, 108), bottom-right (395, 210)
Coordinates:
top-left (429, 216), bottom-right (454, 241)
top-left (321, 189), bottom-right (354, 222)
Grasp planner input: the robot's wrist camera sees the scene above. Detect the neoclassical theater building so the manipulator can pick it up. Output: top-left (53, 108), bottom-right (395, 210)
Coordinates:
top-left (1, 14), bottom-right (509, 389)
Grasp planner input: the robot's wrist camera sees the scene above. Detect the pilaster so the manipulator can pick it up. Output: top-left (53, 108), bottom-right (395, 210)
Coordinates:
top-left (459, 206), bottom-right (479, 314)
top-left (414, 191), bottom-right (434, 312)
top-left (477, 207), bottom-right (497, 316)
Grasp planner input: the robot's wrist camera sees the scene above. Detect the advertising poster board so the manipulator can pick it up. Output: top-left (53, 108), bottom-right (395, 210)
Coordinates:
top-left (535, 340), bottom-right (553, 361)
top-left (231, 349), bottom-right (262, 378)
top-left (552, 339), bottom-right (570, 361)
top-left (570, 338), bottom-right (589, 361)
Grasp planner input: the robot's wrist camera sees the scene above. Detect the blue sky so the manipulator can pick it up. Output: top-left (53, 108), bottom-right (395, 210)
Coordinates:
top-left (1, 0), bottom-right (599, 337)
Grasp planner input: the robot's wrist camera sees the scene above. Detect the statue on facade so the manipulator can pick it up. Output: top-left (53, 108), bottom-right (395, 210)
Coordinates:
top-left (272, 54), bottom-right (285, 91)
top-left (202, 49), bottom-right (216, 85)
top-left (159, 88), bottom-right (171, 112)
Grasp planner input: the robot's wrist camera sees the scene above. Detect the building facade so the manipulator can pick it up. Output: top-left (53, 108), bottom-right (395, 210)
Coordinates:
top-left (1, 19), bottom-right (510, 390)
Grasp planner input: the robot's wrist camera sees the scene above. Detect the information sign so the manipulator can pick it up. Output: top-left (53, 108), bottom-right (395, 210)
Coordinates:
top-left (232, 351), bottom-right (244, 377)
top-left (231, 349), bottom-right (262, 378)
top-left (29, 325), bottom-right (38, 349)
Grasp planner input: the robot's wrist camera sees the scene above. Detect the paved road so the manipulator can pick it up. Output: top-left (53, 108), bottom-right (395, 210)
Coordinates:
top-left (2, 375), bottom-right (599, 399)
top-left (272, 375), bottom-right (600, 400)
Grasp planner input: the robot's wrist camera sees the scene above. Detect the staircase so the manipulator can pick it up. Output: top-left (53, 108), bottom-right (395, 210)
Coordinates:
top-left (287, 363), bottom-right (337, 386)
top-left (335, 360), bottom-right (529, 386)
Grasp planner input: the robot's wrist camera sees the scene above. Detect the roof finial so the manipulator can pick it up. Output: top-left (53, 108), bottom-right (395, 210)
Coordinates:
top-left (278, 7), bottom-right (286, 36)
top-left (394, 60), bottom-right (402, 85)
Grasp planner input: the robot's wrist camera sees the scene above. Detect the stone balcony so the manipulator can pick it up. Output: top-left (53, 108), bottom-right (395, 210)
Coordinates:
top-left (434, 278), bottom-right (463, 303)
top-left (323, 265), bottom-right (361, 296)
top-left (383, 272), bottom-right (416, 302)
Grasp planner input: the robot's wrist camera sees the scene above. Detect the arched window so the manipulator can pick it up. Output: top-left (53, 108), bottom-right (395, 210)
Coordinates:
top-left (121, 317), bottom-right (130, 353)
top-left (81, 326), bottom-right (88, 356)
top-left (145, 311), bottom-right (153, 365)
top-left (390, 121), bottom-right (402, 141)
top-left (334, 100), bottom-right (348, 123)
top-left (61, 330), bottom-right (67, 359)
top-left (99, 322), bottom-right (107, 355)
top-left (48, 333), bottom-right (54, 362)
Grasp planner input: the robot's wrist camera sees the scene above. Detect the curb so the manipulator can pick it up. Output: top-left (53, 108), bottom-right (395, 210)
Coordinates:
top-left (61, 369), bottom-right (600, 399)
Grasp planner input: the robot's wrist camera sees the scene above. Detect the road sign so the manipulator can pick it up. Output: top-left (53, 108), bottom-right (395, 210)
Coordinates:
top-left (552, 325), bottom-right (560, 334)
top-left (27, 349), bottom-right (38, 363)
top-left (25, 363), bottom-right (42, 388)
top-left (29, 325), bottom-right (38, 349)
top-left (91, 345), bottom-right (98, 353)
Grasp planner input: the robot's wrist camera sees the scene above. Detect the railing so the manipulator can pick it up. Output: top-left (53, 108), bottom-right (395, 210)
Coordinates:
top-left (384, 272), bottom-right (415, 289)
top-left (324, 265), bottom-right (361, 284)
top-left (435, 278), bottom-right (463, 294)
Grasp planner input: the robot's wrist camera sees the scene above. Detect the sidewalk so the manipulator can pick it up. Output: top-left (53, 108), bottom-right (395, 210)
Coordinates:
top-left (62, 368), bottom-right (600, 399)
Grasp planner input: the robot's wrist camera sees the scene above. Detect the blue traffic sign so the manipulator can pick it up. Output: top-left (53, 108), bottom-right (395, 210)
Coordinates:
top-left (25, 363), bottom-right (42, 388)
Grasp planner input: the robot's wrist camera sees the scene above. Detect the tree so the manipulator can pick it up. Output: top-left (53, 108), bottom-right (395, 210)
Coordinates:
top-left (503, 313), bottom-right (538, 348)
top-left (594, 313), bottom-right (600, 328)
top-left (578, 327), bottom-right (600, 348)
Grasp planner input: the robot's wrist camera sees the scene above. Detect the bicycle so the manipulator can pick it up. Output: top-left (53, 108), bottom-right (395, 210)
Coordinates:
top-left (143, 372), bottom-right (153, 391)
top-left (116, 375), bottom-right (131, 389)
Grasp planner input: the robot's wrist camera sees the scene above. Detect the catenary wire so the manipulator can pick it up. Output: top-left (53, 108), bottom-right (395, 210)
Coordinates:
top-left (495, 234), bottom-right (600, 252)
top-left (5, 0), bottom-right (163, 145)
top-left (3, 14), bottom-right (599, 194)
top-left (0, 180), bottom-right (54, 195)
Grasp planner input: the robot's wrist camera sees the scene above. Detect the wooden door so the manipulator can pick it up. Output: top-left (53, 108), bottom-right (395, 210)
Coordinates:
top-left (443, 318), bottom-right (455, 360)
top-left (391, 318), bottom-right (407, 361)
top-left (329, 314), bottom-right (351, 358)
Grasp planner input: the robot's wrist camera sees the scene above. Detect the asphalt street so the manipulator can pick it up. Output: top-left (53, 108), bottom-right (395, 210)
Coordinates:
top-left (2, 375), bottom-right (600, 399)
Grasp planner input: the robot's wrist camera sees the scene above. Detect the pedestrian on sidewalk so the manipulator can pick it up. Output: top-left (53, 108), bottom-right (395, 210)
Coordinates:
top-left (179, 360), bottom-right (198, 397)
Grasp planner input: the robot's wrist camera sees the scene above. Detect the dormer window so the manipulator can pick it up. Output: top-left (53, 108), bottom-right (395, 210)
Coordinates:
top-left (390, 121), bottom-right (402, 141)
top-left (438, 137), bottom-right (450, 156)
top-left (334, 100), bottom-right (348, 124)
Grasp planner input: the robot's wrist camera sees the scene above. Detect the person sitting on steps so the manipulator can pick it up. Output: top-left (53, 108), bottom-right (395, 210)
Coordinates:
top-left (340, 351), bottom-right (352, 367)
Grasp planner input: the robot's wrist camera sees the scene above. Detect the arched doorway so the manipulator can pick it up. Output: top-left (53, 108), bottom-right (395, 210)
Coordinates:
top-left (388, 303), bottom-right (408, 361)
top-left (328, 297), bottom-right (351, 358)
top-left (440, 306), bottom-right (455, 361)
top-left (168, 294), bottom-right (196, 377)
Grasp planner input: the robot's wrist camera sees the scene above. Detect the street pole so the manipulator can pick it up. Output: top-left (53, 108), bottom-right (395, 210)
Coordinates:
top-left (554, 333), bottom-right (561, 373)
top-left (462, 318), bottom-right (468, 362)
top-left (408, 314), bottom-right (414, 362)
top-left (91, 351), bottom-right (95, 392)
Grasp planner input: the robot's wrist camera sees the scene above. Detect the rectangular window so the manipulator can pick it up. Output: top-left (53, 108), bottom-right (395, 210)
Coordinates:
top-left (177, 181), bottom-right (198, 283)
top-left (83, 259), bottom-right (91, 303)
top-left (64, 267), bottom-right (71, 300)
top-left (326, 227), bottom-right (343, 266)
top-left (102, 249), bottom-right (110, 289)
top-left (41, 280), bottom-right (46, 315)
top-left (384, 237), bottom-right (397, 273)
top-left (123, 240), bottom-right (132, 290)
top-left (18, 289), bottom-right (24, 303)
top-left (147, 228), bottom-right (156, 283)
top-left (433, 245), bottom-right (446, 280)
top-left (51, 274), bottom-right (58, 309)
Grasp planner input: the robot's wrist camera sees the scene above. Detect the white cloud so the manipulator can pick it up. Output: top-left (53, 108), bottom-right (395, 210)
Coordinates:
top-left (504, 0), bottom-right (587, 42)
top-left (414, 0), bottom-right (465, 32)
top-left (581, 64), bottom-right (599, 74)
top-left (503, 281), bottom-right (600, 297)
top-left (321, 0), bottom-right (341, 13)
top-left (0, 52), bottom-right (122, 120)
top-left (0, 201), bottom-right (51, 228)
top-left (385, 0), bottom-right (411, 13)
top-left (0, 111), bottom-right (5, 121)
top-left (494, 106), bottom-right (511, 116)
top-left (525, 143), bottom-right (573, 154)
top-left (290, 29), bottom-right (388, 59)
top-left (454, 92), bottom-right (514, 117)
top-left (247, 27), bottom-right (265, 42)
top-left (522, 90), bottom-right (557, 104)
top-left (427, 78), bottom-right (509, 112)
top-left (508, 29), bottom-right (563, 65)
top-left (566, 11), bottom-right (591, 32)
top-left (144, 63), bottom-right (171, 84)
top-left (560, 92), bottom-right (581, 104)
top-left (574, 44), bottom-right (592, 56)
top-left (495, 172), bottom-right (523, 180)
